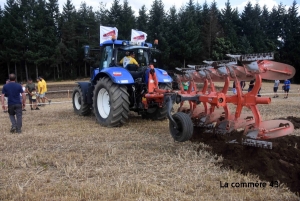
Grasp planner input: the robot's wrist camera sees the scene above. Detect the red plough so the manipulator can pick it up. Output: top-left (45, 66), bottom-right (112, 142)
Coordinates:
top-left (152, 53), bottom-right (296, 149)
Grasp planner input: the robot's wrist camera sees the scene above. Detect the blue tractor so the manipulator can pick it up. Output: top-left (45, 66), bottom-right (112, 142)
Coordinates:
top-left (72, 39), bottom-right (173, 127)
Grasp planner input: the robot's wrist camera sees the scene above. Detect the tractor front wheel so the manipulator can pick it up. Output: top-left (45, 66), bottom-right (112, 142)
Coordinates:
top-left (169, 112), bottom-right (194, 142)
top-left (93, 77), bottom-right (130, 127)
top-left (72, 85), bottom-right (91, 116)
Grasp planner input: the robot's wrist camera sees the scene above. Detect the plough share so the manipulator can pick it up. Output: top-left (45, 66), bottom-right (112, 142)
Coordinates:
top-left (147, 52), bottom-right (296, 149)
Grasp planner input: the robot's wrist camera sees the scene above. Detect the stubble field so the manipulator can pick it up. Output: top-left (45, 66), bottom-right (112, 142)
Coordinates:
top-left (0, 81), bottom-right (300, 200)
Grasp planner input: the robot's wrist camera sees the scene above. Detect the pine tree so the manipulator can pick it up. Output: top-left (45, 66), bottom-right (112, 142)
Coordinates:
top-left (136, 5), bottom-right (149, 33)
top-left (107, 0), bottom-right (122, 29)
top-left (95, 2), bottom-right (109, 26)
top-left (119, 0), bottom-right (136, 39)
top-left (219, 0), bottom-right (240, 53)
top-left (177, 0), bottom-right (202, 65)
top-left (2, 0), bottom-right (25, 81)
top-left (280, 0), bottom-right (300, 82)
top-left (46, 0), bottom-right (60, 79)
top-left (148, 0), bottom-right (168, 63)
top-left (60, 0), bottom-right (77, 79)
top-left (268, 3), bottom-right (286, 52)
top-left (76, 2), bottom-right (97, 77)
top-left (201, 0), bottom-right (221, 59)
top-left (165, 6), bottom-right (181, 67)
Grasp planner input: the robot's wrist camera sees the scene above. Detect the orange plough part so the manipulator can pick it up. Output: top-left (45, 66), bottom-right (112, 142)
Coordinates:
top-left (149, 52), bottom-right (296, 149)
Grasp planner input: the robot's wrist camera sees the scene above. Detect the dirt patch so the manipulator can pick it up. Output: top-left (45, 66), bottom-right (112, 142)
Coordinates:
top-left (191, 116), bottom-right (300, 196)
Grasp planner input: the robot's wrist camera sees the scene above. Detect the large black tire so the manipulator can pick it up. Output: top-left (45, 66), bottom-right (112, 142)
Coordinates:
top-left (142, 83), bottom-right (172, 120)
top-left (93, 77), bottom-right (130, 127)
top-left (72, 85), bottom-right (91, 116)
top-left (169, 112), bottom-right (193, 142)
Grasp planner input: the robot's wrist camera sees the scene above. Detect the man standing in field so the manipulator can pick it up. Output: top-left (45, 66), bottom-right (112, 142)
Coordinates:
top-left (1, 74), bottom-right (26, 133)
top-left (284, 79), bottom-right (291, 99)
top-left (38, 76), bottom-right (51, 105)
top-left (36, 77), bottom-right (43, 106)
top-left (273, 80), bottom-right (280, 98)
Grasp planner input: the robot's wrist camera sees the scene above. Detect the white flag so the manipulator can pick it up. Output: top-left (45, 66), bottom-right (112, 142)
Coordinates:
top-left (100, 26), bottom-right (118, 44)
top-left (131, 29), bottom-right (147, 42)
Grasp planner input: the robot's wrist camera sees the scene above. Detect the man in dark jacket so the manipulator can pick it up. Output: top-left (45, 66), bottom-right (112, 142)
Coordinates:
top-left (1, 74), bottom-right (26, 133)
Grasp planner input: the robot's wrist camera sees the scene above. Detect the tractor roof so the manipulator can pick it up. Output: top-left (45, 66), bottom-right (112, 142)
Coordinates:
top-left (100, 39), bottom-right (153, 48)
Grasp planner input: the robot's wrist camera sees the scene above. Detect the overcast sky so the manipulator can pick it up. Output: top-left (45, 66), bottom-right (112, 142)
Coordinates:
top-left (0, 0), bottom-right (296, 14)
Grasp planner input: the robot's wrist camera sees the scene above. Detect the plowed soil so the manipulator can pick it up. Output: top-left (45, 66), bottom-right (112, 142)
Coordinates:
top-left (191, 116), bottom-right (300, 196)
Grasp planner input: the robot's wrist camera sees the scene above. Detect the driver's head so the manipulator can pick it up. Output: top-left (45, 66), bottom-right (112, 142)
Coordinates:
top-left (129, 51), bottom-right (135, 57)
top-left (125, 51), bottom-right (129, 56)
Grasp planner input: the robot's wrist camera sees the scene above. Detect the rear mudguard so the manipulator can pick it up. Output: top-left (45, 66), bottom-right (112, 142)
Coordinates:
top-left (145, 68), bottom-right (173, 84)
top-left (76, 82), bottom-right (94, 105)
top-left (92, 67), bottom-right (135, 84)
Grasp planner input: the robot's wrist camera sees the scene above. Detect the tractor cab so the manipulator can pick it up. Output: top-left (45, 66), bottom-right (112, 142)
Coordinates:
top-left (87, 40), bottom-right (161, 82)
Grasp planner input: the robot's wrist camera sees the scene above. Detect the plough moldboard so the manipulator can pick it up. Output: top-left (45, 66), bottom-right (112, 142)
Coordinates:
top-left (150, 52), bottom-right (296, 149)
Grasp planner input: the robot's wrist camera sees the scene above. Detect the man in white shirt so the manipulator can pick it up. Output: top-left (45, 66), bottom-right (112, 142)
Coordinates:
top-left (273, 80), bottom-right (280, 98)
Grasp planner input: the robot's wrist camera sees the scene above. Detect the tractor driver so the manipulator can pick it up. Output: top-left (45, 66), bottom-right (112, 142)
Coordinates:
top-left (119, 51), bottom-right (139, 68)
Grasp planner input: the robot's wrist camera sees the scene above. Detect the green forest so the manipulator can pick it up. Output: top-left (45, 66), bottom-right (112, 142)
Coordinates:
top-left (0, 0), bottom-right (300, 83)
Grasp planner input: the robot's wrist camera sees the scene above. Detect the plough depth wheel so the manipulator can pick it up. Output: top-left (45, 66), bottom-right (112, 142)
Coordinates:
top-left (169, 112), bottom-right (193, 142)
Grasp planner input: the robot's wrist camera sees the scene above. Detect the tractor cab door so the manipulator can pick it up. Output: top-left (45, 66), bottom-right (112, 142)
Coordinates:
top-left (100, 46), bottom-right (115, 69)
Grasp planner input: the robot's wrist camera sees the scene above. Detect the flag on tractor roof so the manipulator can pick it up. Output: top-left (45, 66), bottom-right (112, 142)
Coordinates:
top-left (100, 26), bottom-right (118, 44)
top-left (131, 29), bottom-right (147, 42)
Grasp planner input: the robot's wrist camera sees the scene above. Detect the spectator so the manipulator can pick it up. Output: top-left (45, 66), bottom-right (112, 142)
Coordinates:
top-left (38, 76), bottom-right (51, 104)
top-left (1, 73), bottom-right (26, 133)
top-left (240, 81), bottom-right (245, 90)
top-left (20, 82), bottom-right (26, 111)
top-left (273, 80), bottom-right (280, 98)
top-left (31, 88), bottom-right (38, 110)
top-left (232, 81), bottom-right (237, 94)
top-left (2, 79), bottom-right (9, 112)
top-left (284, 79), bottom-right (291, 99)
top-left (257, 87), bottom-right (262, 97)
top-left (248, 79), bottom-right (261, 96)
top-left (26, 78), bottom-right (40, 110)
top-left (182, 81), bottom-right (189, 91)
top-left (248, 80), bottom-right (255, 92)
top-left (36, 78), bottom-right (43, 106)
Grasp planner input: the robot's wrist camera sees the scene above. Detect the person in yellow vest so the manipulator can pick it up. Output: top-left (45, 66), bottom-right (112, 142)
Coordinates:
top-left (36, 78), bottom-right (43, 106)
top-left (119, 51), bottom-right (139, 68)
top-left (38, 76), bottom-right (51, 105)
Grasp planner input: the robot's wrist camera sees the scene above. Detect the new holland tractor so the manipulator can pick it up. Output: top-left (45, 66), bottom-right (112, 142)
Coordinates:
top-left (72, 36), bottom-right (173, 127)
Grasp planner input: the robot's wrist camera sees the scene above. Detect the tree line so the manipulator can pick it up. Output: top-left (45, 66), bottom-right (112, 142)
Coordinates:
top-left (0, 0), bottom-right (300, 83)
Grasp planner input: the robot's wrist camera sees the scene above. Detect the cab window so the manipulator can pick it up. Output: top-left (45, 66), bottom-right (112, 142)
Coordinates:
top-left (100, 46), bottom-right (113, 68)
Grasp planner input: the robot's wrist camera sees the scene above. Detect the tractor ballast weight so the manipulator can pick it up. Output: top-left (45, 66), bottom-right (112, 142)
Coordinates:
top-left (160, 52), bottom-right (296, 149)
top-left (72, 32), bottom-right (173, 127)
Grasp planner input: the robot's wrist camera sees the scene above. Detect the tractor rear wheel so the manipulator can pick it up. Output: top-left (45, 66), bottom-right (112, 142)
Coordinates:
top-left (142, 83), bottom-right (172, 120)
top-left (93, 77), bottom-right (130, 127)
top-left (169, 112), bottom-right (193, 142)
top-left (72, 85), bottom-right (91, 116)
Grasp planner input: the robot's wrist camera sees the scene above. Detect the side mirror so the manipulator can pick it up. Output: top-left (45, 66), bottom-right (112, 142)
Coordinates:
top-left (84, 45), bottom-right (90, 57)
